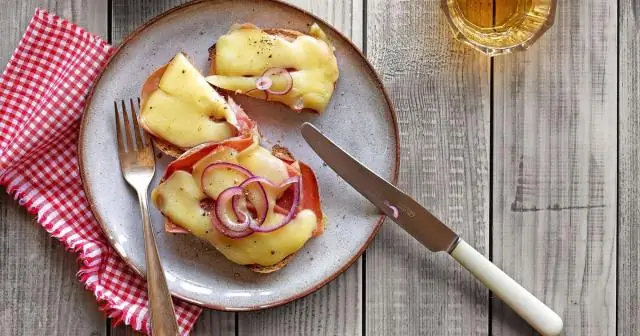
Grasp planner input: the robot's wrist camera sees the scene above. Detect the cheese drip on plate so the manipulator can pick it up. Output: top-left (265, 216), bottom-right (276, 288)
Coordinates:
top-left (151, 145), bottom-right (317, 266)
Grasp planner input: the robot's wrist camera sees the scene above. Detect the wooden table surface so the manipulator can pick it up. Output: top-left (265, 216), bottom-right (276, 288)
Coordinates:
top-left (0, 0), bottom-right (634, 335)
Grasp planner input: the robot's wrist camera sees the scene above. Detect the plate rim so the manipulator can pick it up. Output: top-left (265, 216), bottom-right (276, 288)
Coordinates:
top-left (78, 0), bottom-right (400, 311)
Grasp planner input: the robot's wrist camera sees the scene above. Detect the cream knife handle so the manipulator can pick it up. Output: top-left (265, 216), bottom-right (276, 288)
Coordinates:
top-left (450, 239), bottom-right (563, 336)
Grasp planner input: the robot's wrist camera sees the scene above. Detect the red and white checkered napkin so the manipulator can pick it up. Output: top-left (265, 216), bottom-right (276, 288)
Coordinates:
top-left (0, 9), bottom-right (201, 335)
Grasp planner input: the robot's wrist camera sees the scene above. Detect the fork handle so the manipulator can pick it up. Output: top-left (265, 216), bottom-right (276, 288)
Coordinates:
top-left (138, 191), bottom-right (180, 336)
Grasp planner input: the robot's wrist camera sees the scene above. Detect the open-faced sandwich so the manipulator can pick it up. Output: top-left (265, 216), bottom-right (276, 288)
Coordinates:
top-left (151, 136), bottom-right (324, 273)
top-left (140, 24), bottom-right (336, 273)
top-left (206, 23), bottom-right (339, 113)
top-left (139, 52), bottom-right (257, 157)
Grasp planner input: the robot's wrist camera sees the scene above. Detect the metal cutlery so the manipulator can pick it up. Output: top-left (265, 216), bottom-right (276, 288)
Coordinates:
top-left (115, 98), bottom-right (179, 336)
top-left (301, 122), bottom-right (563, 336)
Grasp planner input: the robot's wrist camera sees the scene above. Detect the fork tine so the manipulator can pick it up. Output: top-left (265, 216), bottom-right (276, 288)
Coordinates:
top-left (114, 101), bottom-right (126, 154)
top-left (130, 98), bottom-right (145, 149)
top-left (121, 100), bottom-right (134, 150)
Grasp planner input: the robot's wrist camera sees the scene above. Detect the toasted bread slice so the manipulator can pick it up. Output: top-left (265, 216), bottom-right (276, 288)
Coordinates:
top-left (139, 53), bottom-right (255, 157)
top-left (208, 27), bottom-right (303, 75)
top-left (157, 141), bottom-right (324, 274)
top-left (207, 23), bottom-right (339, 113)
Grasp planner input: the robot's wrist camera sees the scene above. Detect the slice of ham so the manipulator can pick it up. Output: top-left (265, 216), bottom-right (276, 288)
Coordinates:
top-left (162, 141), bottom-right (323, 236)
top-left (161, 135), bottom-right (256, 181)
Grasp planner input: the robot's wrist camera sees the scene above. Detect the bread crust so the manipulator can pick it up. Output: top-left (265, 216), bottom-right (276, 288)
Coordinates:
top-left (248, 253), bottom-right (296, 273)
top-left (160, 143), bottom-right (324, 274)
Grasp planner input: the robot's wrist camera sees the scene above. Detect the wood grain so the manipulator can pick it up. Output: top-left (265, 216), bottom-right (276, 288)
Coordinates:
top-left (618, 0), bottom-right (639, 334)
top-left (237, 1), bottom-right (364, 335)
top-left (111, 0), bottom-right (188, 45)
top-left (365, 1), bottom-right (491, 335)
top-left (0, 193), bottom-right (107, 335)
top-left (0, 1), bottom-right (108, 335)
top-left (492, 0), bottom-right (617, 335)
top-left (1, 0), bottom-right (629, 335)
top-left (0, 0), bottom-right (108, 66)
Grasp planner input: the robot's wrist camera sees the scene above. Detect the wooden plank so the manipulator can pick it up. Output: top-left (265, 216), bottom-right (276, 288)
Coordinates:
top-left (365, 1), bottom-right (491, 335)
top-left (0, 0), bottom-right (108, 68)
top-left (0, 192), bottom-right (107, 335)
top-left (237, 1), bottom-right (364, 335)
top-left (111, 0), bottom-right (188, 45)
top-left (110, 311), bottom-right (236, 336)
top-left (287, 0), bottom-right (363, 49)
top-left (0, 1), bottom-right (108, 335)
top-left (619, 0), bottom-right (639, 334)
top-left (492, 0), bottom-right (617, 334)
top-left (109, 308), bottom-right (236, 336)
top-left (110, 1), bottom-right (235, 335)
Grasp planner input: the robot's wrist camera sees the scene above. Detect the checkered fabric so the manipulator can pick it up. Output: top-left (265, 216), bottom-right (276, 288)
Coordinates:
top-left (0, 9), bottom-right (202, 335)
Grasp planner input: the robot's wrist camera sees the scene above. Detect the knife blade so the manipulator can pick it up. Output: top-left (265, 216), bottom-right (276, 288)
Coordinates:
top-left (301, 122), bottom-right (459, 252)
top-left (300, 122), bottom-right (564, 336)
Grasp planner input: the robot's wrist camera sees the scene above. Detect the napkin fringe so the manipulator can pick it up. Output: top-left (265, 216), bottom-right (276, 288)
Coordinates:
top-left (0, 8), bottom-right (200, 335)
top-left (2, 168), bottom-right (151, 333)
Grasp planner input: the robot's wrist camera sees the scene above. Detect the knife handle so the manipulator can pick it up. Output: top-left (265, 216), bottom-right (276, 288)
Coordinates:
top-left (450, 239), bottom-right (563, 336)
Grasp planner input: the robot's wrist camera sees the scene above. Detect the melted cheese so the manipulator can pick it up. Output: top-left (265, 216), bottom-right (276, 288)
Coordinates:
top-left (191, 147), bottom-right (245, 198)
top-left (140, 53), bottom-right (237, 148)
top-left (206, 24), bottom-right (339, 112)
top-left (237, 146), bottom-right (289, 186)
top-left (151, 145), bottom-right (317, 266)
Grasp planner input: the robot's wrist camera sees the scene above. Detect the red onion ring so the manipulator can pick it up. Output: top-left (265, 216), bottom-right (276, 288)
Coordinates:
top-left (231, 195), bottom-right (246, 221)
top-left (215, 187), bottom-right (252, 232)
top-left (210, 205), bottom-right (253, 238)
top-left (255, 76), bottom-right (272, 91)
top-left (209, 173), bottom-right (301, 237)
top-left (200, 162), bottom-right (253, 198)
top-left (243, 176), bottom-right (301, 233)
top-left (261, 67), bottom-right (293, 95)
top-left (230, 194), bottom-right (260, 223)
top-left (237, 176), bottom-right (272, 226)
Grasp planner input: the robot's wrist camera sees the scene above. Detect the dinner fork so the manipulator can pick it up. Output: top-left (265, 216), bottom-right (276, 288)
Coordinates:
top-left (115, 98), bottom-right (180, 336)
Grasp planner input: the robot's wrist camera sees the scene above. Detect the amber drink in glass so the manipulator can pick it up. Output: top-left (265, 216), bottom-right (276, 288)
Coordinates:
top-left (441, 0), bottom-right (557, 56)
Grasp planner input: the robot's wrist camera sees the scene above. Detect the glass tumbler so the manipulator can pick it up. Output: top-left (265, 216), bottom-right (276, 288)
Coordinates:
top-left (441, 0), bottom-right (557, 56)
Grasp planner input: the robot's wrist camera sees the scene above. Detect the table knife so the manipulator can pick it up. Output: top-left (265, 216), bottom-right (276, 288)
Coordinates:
top-left (301, 122), bottom-right (563, 336)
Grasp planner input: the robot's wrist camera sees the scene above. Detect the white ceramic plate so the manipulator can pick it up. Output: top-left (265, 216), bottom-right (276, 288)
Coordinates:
top-left (79, 0), bottom-right (398, 310)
